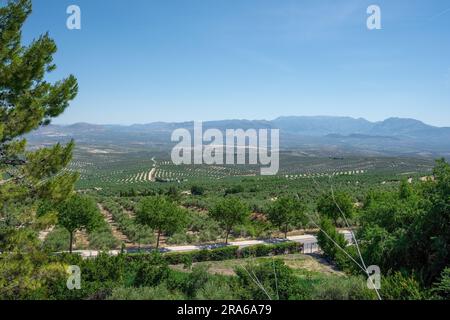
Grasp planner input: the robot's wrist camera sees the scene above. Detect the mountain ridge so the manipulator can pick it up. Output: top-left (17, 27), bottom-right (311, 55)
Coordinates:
top-left (58, 116), bottom-right (449, 131)
top-left (29, 116), bottom-right (450, 157)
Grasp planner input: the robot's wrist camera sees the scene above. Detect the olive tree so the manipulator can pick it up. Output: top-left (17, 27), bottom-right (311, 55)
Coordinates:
top-left (209, 197), bottom-right (250, 244)
top-left (317, 192), bottom-right (354, 226)
top-left (58, 195), bottom-right (101, 253)
top-left (136, 196), bottom-right (187, 249)
top-left (267, 196), bottom-right (307, 238)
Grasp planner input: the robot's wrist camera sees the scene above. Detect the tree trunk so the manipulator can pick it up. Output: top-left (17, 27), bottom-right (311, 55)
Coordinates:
top-left (69, 231), bottom-right (73, 254)
top-left (225, 228), bottom-right (230, 245)
top-left (284, 224), bottom-right (288, 239)
top-left (156, 230), bottom-right (161, 249)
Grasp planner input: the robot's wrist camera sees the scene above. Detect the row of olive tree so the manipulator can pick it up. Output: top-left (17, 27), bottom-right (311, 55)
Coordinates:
top-left (52, 190), bottom-right (348, 253)
top-left (133, 194), bottom-right (315, 248)
top-left (53, 184), bottom-right (357, 253)
top-left (134, 196), bottom-right (249, 247)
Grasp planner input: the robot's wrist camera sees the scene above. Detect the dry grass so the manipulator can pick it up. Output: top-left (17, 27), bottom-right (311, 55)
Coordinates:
top-left (170, 254), bottom-right (344, 276)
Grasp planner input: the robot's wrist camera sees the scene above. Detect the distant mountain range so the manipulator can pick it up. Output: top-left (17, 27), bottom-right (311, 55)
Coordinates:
top-left (27, 116), bottom-right (450, 157)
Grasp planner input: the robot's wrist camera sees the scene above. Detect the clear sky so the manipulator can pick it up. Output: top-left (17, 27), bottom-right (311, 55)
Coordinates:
top-left (20, 0), bottom-right (450, 126)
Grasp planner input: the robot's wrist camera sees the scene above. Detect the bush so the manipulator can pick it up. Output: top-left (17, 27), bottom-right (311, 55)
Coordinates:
top-left (47, 253), bottom-right (127, 300)
top-left (164, 251), bottom-right (194, 265)
top-left (43, 227), bottom-right (70, 252)
top-left (88, 220), bottom-right (120, 250)
top-left (108, 285), bottom-right (184, 300)
top-left (101, 200), bottom-right (154, 244)
top-left (240, 242), bottom-right (302, 258)
top-left (206, 246), bottom-right (239, 261)
top-left (163, 246), bottom-right (239, 265)
top-left (317, 217), bottom-right (347, 261)
top-left (195, 278), bottom-right (236, 300)
top-left (132, 252), bottom-right (170, 287)
top-left (166, 232), bottom-right (197, 245)
top-left (191, 185), bottom-right (205, 196)
top-left (334, 245), bottom-right (360, 274)
top-left (235, 259), bottom-right (303, 300)
top-left (88, 230), bottom-right (120, 250)
top-left (240, 244), bottom-right (270, 257)
top-left (311, 276), bottom-right (376, 300)
top-left (225, 185), bottom-right (244, 195)
top-left (380, 272), bottom-right (426, 300)
top-left (432, 268), bottom-right (450, 299)
top-left (151, 242), bottom-right (303, 265)
top-left (182, 265), bottom-right (210, 298)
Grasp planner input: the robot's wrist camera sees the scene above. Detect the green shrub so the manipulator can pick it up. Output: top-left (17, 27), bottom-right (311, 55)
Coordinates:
top-left (108, 285), bottom-right (184, 300)
top-left (164, 251), bottom-right (194, 265)
top-left (132, 252), bottom-right (171, 287)
top-left (182, 265), bottom-right (210, 298)
top-left (311, 276), bottom-right (376, 300)
top-left (240, 244), bottom-right (269, 257)
top-left (88, 231), bottom-right (120, 250)
top-left (165, 232), bottom-right (192, 245)
top-left (225, 185), bottom-right (245, 195)
top-left (432, 268), bottom-right (450, 299)
top-left (380, 272), bottom-right (426, 300)
top-left (88, 220), bottom-right (120, 250)
top-left (195, 277), bottom-right (237, 300)
top-left (43, 227), bottom-right (70, 252)
top-left (206, 246), bottom-right (239, 261)
top-left (192, 249), bottom-right (211, 262)
top-left (101, 200), bottom-right (154, 244)
top-left (47, 253), bottom-right (127, 300)
top-left (162, 242), bottom-right (302, 264)
top-left (191, 185), bottom-right (205, 196)
top-left (240, 242), bottom-right (302, 258)
top-left (235, 259), bottom-right (303, 300)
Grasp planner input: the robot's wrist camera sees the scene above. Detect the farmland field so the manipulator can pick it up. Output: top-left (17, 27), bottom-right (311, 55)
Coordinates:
top-left (39, 144), bottom-right (436, 253)
top-left (67, 145), bottom-right (435, 194)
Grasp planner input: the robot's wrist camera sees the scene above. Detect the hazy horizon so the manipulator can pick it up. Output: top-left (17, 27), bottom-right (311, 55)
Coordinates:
top-left (52, 115), bottom-right (450, 128)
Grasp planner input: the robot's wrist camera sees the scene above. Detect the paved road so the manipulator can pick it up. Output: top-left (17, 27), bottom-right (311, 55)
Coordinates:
top-left (70, 231), bottom-right (353, 258)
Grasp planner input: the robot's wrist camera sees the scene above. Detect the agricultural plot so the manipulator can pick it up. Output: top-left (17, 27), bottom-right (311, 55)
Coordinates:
top-left (154, 163), bottom-right (258, 182)
top-left (99, 198), bottom-right (154, 246)
top-left (70, 149), bottom-right (158, 189)
top-left (48, 153), bottom-right (438, 251)
top-left (66, 144), bottom-right (436, 194)
top-left (278, 154), bottom-right (434, 177)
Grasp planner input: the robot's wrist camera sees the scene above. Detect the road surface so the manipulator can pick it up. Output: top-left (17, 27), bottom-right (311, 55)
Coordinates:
top-left (70, 231), bottom-right (353, 258)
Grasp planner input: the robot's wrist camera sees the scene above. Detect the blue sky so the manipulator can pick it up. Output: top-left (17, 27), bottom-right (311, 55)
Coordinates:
top-left (20, 0), bottom-right (450, 126)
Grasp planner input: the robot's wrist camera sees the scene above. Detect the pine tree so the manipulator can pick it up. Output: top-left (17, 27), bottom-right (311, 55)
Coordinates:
top-left (0, 0), bottom-right (78, 214)
top-left (0, 0), bottom-right (79, 297)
